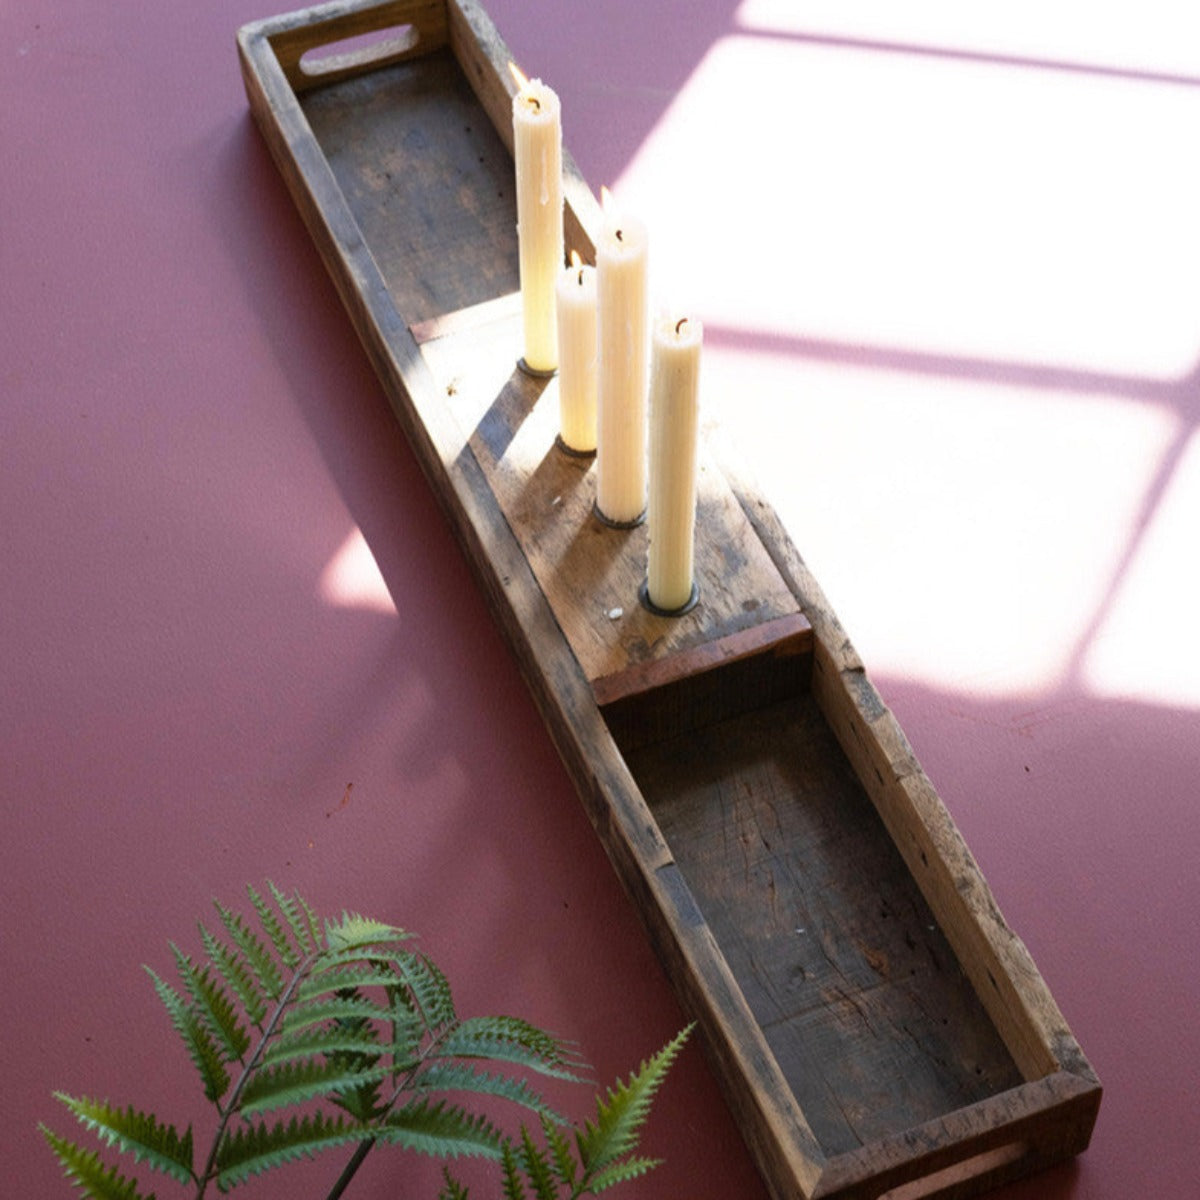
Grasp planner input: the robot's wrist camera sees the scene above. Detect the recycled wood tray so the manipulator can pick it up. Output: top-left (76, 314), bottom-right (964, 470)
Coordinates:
top-left (237, 2), bottom-right (1102, 1196)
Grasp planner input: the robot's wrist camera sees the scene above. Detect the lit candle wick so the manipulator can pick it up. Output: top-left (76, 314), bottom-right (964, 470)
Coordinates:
top-left (615, 228), bottom-right (624, 243)
top-left (675, 317), bottom-right (689, 335)
top-left (527, 94), bottom-right (541, 112)
top-left (578, 268), bottom-right (585, 285)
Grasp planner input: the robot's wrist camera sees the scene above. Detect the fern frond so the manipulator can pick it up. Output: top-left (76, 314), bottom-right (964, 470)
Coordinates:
top-left (296, 890), bottom-right (324, 948)
top-left (214, 1110), bottom-right (368, 1189)
top-left (439, 1166), bottom-right (472, 1200)
top-left (539, 1112), bottom-right (578, 1190)
top-left (279, 992), bottom-right (392, 1038)
top-left (52, 1094), bottom-right (193, 1184)
top-left (238, 1058), bottom-right (392, 1116)
top-left (261, 1023), bottom-right (382, 1066)
top-left (144, 968), bottom-right (229, 1104)
top-left (574, 1026), bottom-right (691, 1175)
top-left (412, 1063), bottom-right (565, 1123)
top-left (438, 1017), bottom-right (586, 1081)
top-left (197, 923), bottom-right (268, 1029)
top-left (268, 880), bottom-right (315, 956)
top-left (328, 1075), bottom-right (385, 1123)
top-left (40, 1126), bottom-right (154, 1200)
top-left (586, 1155), bottom-right (663, 1193)
top-left (296, 963), bottom-right (401, 1002)
top-left (515, 1124), bottom-right (559, 1200)
top-left (169, 944), bottom-right (250, 1064)
top-left (374, 1098), bottom-right (503, 1161)
top-left (213, 900), bottom-right (285, 1000)
top-left (248, 883), bottom-right (300, 968)
top-left (324, 911), bottom-right (411, 954)
top-left (391, 950), bottom-right (457, 1031)
top-left (500, 1141), bottom-right (527, 1200)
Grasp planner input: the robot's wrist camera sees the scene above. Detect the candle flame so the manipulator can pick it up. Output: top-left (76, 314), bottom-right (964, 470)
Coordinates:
top-left (570, 250), bottom-right (583, 269)
top-left (600, 185), bottom-right (613, 212)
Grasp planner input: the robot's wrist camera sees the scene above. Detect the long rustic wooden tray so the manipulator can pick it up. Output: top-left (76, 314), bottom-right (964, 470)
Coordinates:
top-left (237, 3), bottom-right (1102, 1196)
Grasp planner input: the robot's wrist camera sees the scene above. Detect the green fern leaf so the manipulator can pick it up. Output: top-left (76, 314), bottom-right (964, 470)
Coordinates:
top-left (296, 890), bottom-right (324, 948)
top-left (374, 1098), bottom-right (503, 1161)
top-left (279, 992), bottom-right (393, 1038)
top-left (516, 1125), bottom-right (559, 1200)
top-left (40, 1126), bottom-right (155, 1200)
top-left (248, 883), bottom-right (300, 968)
top-left (439, 1166), bottom-right (472, 1200)
top-left (575, 1026), bottom-right (690, 1175)
top-left (262, 1023), bottom-right (382, 1066)
top-left (144, 968), bottom-right (229, 1104)
top-left (52, 1095), bottom-right (193, 1184)
top-left (324, 912), bottom-right (411, 954)
top-left (213, 900), bottom-right (285, 1000)
top-left (539, 1112), bottom-right (578, 1190)
top-left (169, 944), bottom-right (250, 1064)
top-left (391, 950), bottom-right (457, 1031)
top-left (197, 923), bottom-right (268, 1029)
top-left (328, 1075), bottom-right (385, 1123)
top-left (500, 1142), bottom-right (527, 1200)
top-left (438, 1017), bottom-right (585, 1081)
top-left (296, 963), bottom-right (401, 1002)
top-left (268, 880), bottom-right (315, 956)
top-left (585, 1156), bottom-right (663, 1193)
top-left (214, 1110), bottom-right (369, 1189)
top-left (238, 1058), bottom-right (392, 1116)
top-left (413, 1063), bottom-right (565, 1123)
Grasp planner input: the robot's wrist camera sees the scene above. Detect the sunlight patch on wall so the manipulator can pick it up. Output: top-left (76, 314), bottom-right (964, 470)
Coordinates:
top-left (317, 527), bottom-right (397, 615)
top-left (1082, 428), bottom-right (1200, 709)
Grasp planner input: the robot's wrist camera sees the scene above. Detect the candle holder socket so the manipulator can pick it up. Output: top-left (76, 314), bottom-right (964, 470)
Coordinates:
top-left (554, 434), bottom-right (596, 459)
top-left (517, 357), bottom-right (557, 379)
top-left (593, 502), bottom-right (646, 530)
top-left (638, 578), bottom-right (699, 618)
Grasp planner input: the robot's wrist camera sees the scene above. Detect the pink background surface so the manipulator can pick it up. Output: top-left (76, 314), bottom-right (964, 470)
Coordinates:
top-left (3, 2), bottom-right (1198, 1197)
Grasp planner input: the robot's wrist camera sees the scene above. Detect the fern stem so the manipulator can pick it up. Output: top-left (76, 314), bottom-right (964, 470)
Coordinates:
top-left (323, 1135), bottom-right (376, 1200)
top-left (195, 948), bottom-right (319, 1200)
top-left (321, 1014), bottom-right (456, 1200)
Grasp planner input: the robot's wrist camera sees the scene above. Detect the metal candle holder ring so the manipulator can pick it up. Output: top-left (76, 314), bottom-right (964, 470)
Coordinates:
top-left (517, 357), bottom-right (557, 379)
top-left (638, 579), bottom-right (699, 618)
top-left (592, 502), bottom-right (646, 530)
top-left (554, 434), bottom-right (596, 459)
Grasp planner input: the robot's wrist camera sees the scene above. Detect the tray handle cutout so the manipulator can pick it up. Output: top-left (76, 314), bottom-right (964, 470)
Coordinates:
top-left (267, 0), bottom-right (449, 93)
top-left (299, 24), bottom-right (420, 79)
top-left (877, 1141), bottom-right (1028, 1200)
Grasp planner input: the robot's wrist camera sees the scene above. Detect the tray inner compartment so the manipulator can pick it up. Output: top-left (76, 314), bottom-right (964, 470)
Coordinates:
top-left (301, 47), bottom-right (520, 326)
top-left (605, 652), bottom-right (1024, 1158)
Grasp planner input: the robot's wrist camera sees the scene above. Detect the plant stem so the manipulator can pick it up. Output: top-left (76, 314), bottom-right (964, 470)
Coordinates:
top-left (324, 1135), bottom-right (377, 1200)
top-left (321, 1019), bottom-right (453, 1200)
top-left (194, 951), bottom-right (317, 1200)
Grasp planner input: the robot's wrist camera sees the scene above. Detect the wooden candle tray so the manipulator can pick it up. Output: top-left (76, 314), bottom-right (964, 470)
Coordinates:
top-left (237, 2), bottom-right (1101, 1196)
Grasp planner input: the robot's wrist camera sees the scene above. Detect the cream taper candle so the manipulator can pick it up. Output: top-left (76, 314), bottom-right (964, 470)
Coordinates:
top-left (511, 66), bottom-right (563, 373)
top-left (595, 202), bottom-right (649, 524)
top-left (646, 313), bottom-right (703, 612)
top-left (555, 252), bottom-right (597, 453)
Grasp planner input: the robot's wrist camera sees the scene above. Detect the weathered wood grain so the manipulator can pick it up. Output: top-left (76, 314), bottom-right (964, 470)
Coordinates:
top-left (624, 694), bottom-right (1023, 1158)
top-left (237, 3), bottom-right (1101, 1196)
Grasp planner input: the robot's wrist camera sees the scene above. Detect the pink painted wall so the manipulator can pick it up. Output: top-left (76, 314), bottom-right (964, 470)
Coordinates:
top-left (3, 2), bottom-right (1197, 1198)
